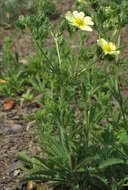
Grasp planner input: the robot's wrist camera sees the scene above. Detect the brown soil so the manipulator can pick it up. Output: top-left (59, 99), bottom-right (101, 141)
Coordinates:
top-left (0, 0), bottom-right (128, 189)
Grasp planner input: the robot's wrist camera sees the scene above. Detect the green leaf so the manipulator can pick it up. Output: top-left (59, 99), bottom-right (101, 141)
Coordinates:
top-left (91, 174), bottom-right (108, 185)
top-left (99, 158), bottom-right (124, 169)
top-left (14, 152), bottom-right (32, 164)
top-left (89, 105), bottom-right (96, 124)
top-left (74, 157), bottom-right (94, 171)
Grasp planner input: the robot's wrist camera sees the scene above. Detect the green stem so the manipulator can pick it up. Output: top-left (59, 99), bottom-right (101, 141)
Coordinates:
top-left (76, 57), bottom-right (99, 77)
top-left (35, 40), bottom-right (54, 70)
top-left (91, 54), bottom-right (97, 75)
top-left (114, 29), bottom-right (128, 132)
top-left (115, 30), bottom-right (120, 90)
top-left (60, 87), bottom-right (64, 127)
top-left (55, 38), bottom-right (62, 68)
top-left (118, 81), bottom-right (128, 131)
top-left (60, 86), bottom-right (73, 172)
top-left (85, 109), bottom-right (89, 146)
top-left (75, 59), bottom-right (79, 75)
top-left (85, 92), bottom-right (91, 146)
top-left (51, 80), bottom-right (54, 99)
top-left (51, 31), bottom-right (62, 71)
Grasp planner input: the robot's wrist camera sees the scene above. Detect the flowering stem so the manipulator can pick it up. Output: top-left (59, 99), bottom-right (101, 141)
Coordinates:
top-left (55, 38), bottom-right (62, 69)
top-left (115, 30), bottom-right (120, 90)
top-left (51, 31), bottom-right (62, 71)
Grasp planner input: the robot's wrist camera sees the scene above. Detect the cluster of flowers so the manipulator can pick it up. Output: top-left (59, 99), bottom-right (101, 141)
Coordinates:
top-left (65, 10), bottom-right (120, 56)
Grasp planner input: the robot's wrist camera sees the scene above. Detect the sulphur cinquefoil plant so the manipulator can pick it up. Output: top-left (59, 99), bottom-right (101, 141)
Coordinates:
top-left (0, 37), bottom-right (25, 96)
top-left (15, 0), bottom-right (128, 189)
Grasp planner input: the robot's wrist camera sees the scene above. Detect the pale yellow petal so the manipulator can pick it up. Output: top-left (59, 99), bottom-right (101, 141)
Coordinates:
top-left (80, 25), bottom-right (93, 31)
top-left (72, 11), bottom-right (79, 18)
top-left (97, 38), bottom-right (107, 48)
top-left (84, 16), bottom-right (94, 25)
top-left (109, 42), bottom-right (116, 51)
top-left (65, 11), bottom-right (73, 22)
top-left (73, 11), bottom-right (85, 18)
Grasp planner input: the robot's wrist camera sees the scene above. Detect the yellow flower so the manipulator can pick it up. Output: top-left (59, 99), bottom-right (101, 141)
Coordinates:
top-left (97, 38), bottom-right (120, 55)
top-left (77, 0), bottom-right (86, 4)
top-left (65, 11), bottom-right (94, 31)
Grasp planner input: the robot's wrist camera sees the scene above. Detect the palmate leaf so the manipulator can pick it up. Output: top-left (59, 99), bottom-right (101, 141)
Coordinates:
top-left (21, 169), bottom-right (68, 184)
top-left (34, 156), bottom-right (70, 173)
top-left (20, 167), bottom-right (56, 182)
top-left (74, 156), bottom-right (95, 171)
top-left (33, 156), bottom-right (54, 171)
top-left (39, 130), bottom-right (72, 165)
top-left (99, 158), bottom-right (124, 169)
top-left (20, 174), bottom-right (48, 182)
top-left (39, 135), bottom-right (68, 159)
top-left (35, 135), bottom-right (72, 172)
top-left (48, 158), bottom-right (70, 172)
top-left (14, 152), bottom-right (32, 164)
top-left (90, 174), bottom-right (108, 186)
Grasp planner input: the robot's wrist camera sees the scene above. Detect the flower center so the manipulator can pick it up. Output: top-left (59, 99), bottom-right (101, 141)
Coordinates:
top-left (103, 44), bottom-right (112, 52)
top-left (74, 18), bottom-right (84, 26)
